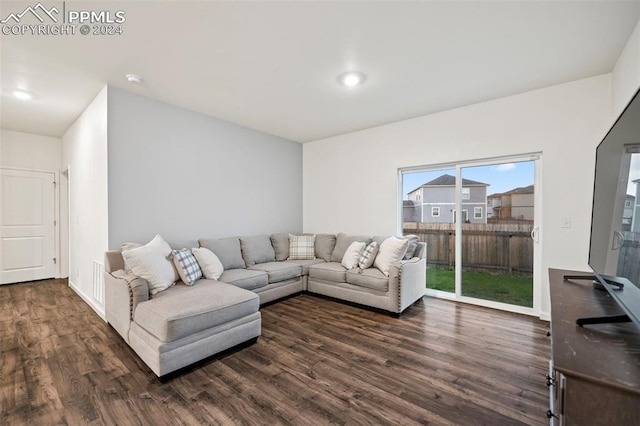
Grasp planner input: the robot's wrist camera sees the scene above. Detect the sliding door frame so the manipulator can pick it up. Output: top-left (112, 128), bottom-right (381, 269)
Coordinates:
top-left (398, 152), bottom-right (543, 317)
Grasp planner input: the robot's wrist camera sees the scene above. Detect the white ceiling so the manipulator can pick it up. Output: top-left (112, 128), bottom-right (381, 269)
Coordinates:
top-left (1, 1), bottom-right (639, 143)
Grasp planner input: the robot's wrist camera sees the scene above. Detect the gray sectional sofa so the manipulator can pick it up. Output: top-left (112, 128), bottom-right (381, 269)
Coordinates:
top-left (104, 233), bottom-right (427, 378)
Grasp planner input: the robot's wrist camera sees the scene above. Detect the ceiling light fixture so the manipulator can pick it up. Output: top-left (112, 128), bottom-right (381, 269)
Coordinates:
top-left (337, 71), bottom-right (366, 87)
top-left (126, 74), bottom-right (143, 84)
top-left (12, 90), bottom-right (33, 100)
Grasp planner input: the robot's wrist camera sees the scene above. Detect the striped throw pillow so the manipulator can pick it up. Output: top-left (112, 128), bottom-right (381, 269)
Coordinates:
top-left (358, 241), bottom-right (379, 270)
top-left (170, 249), bottom-right (203, 285)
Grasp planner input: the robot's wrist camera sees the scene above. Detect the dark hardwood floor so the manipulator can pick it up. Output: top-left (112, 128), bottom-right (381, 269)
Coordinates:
top-left (1, 279), bottom-right (550, 425)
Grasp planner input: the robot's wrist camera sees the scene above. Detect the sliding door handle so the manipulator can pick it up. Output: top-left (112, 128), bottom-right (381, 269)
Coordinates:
top-left (531, 227), bottom-right (540, 243)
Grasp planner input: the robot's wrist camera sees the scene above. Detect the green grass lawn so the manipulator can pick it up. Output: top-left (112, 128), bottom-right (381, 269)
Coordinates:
top-left (426, 265), bottom-right (533, 307)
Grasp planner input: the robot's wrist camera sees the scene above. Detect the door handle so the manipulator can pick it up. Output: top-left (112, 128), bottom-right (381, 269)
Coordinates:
top-left (531, 227), bottom-right (539, 243)
top-left (612, 231), bottom-right (624, 250)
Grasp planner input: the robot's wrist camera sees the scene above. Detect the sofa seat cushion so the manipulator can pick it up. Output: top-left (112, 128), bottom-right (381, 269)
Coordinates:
top-left (133, 280), bottom-right (259, 343)
top-left (308, 262), bottom-right (347, 283)
top-left (248, 262), bottom-right (301, 284)
top-left (281, 259), bottom-right (326, 275)
top-left (219, 269), bottom-right (269, 290)
top-left (346, 268), bottom-right (389, 292)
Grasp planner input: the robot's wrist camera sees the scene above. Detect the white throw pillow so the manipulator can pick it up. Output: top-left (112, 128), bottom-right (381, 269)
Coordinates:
top-left (192, 247), bottom-right (224, 280)
top-left (122, 234), bottom-right (177, 295)
top-left (374, 237), bottom-right (409, 276)
top-left (341, 241), bottom-right (366, 269)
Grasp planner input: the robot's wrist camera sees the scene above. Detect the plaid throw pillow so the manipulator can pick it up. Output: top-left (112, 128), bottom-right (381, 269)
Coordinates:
top-left (288, 234), bottom-right (316, 260)
top-left (358, 241), bottom-right (379, 270)
top-left (170, 249), bottom-right (203, 285)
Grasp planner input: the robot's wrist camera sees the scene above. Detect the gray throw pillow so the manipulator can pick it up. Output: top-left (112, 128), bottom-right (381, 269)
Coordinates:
top-left (314, 234), bottom-right (337, 262)
top-left (331, 233), bottom-right (371, 262)
top-left (403, 235), bottom-right (420, 259)
top-left (270, 233), bottom-right (290, 261)
top-left (240, 235), bottom-right (276, 266)
top-left (198, 237), bottom-right (246, 270)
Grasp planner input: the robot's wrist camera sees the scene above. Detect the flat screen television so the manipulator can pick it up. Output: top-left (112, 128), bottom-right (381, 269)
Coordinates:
top-left (586, 88), bottom-right (640, 329)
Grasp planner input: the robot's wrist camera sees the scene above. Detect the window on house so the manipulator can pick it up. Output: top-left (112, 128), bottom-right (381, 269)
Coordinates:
top-left (432, 207), bottom-right (440, 217)
top-left (487, 199), bottom-right (492, 207)
top-left (474, 207), bottom-right (483, 219)
top-left (462, 187), bottom-right (470, 200)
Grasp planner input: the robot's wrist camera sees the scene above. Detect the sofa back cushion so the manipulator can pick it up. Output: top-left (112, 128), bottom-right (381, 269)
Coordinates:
top-left (240, 235), bottom-right (276, 266)
top-left (168, 240), bottom-right (199, 250)
top-left (270, 233), bottom-right (290, 261)
top-left (199, 237), bottom-right (246, 270)
top-left (331, 233), bottom-right (371, 262)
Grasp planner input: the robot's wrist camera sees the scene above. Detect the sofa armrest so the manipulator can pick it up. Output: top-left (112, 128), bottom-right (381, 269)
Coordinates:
top-left (105, 249), bottom-right (125, 273)
top-left (105, 269), bottom-right (149, 343)
top-left (396, 252), bottom-right (427, 313)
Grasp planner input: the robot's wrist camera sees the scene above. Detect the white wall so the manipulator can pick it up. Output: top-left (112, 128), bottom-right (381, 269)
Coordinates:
top-left (0, 129), bottom-right (61, 171)
top-left (62, 86), bottom-right (109, 318)
top-left (0, 129), bottom-right (66, 277)
top-left (303, 75), bottom-right (613, 319)
top-left (612, 20), bottom-right (640, 118)
top-left (106, 87), bottom-right (302, 248)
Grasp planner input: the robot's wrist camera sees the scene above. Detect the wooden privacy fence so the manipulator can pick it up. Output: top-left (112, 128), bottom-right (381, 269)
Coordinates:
top-left (403, 222), bottom-right (534, 273)
top-left (617, 232), bottom-right (640, 284)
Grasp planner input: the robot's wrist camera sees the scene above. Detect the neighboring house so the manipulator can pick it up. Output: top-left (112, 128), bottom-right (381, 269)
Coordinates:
top-left (403, 200), bottom-right (419, 222)
top-left (488, 185), bottom-right (534, 220)
top-left (487, 194), bottom-right (502, 219)
top-left (632, 179), bottom-right (640, 232)
top-left (623, 194), bottom-right (635, 231)
top-left (407, 174), bottom-right (489, 224)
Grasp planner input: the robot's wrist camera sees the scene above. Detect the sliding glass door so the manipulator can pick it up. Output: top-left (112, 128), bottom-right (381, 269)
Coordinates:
top-left (400, 155), bottom-right (541, 315)
top-left (402, 167), bottom-right (457, 294)
top-left (459, 161), bottom-right (535, 308)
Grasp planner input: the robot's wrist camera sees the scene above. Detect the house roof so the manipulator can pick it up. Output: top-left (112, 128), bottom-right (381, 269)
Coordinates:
top-left (488, 184), bottom-right (534, 198)
top-left (408, 174), bottom-right (489, 194)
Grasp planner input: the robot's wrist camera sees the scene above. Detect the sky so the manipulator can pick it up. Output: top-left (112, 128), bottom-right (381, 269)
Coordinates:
top-left (402, 160), bottom-right (535, 199)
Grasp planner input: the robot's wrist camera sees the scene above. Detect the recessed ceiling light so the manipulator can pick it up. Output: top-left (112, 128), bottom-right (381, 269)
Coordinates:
top-left (337, 71), bottom-right (366, 87)
top-left (12, 90), bottom-right (33, 100)
top-left (126, 74), bottom-right (143, 84)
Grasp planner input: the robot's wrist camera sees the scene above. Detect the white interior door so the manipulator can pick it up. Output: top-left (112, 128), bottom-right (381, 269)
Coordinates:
top-left (1, 169), bottom-right (56, 284)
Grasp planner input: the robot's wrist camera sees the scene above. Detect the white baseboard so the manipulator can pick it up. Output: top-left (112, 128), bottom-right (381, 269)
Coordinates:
top-left (68, 280), bottom-right (106, 321)
top-left (539, 311), bottom-right (550, 321)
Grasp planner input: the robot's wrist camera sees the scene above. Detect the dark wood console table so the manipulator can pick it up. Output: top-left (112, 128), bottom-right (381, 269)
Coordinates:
top-left (548, 268), bottom-right (640, 425)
